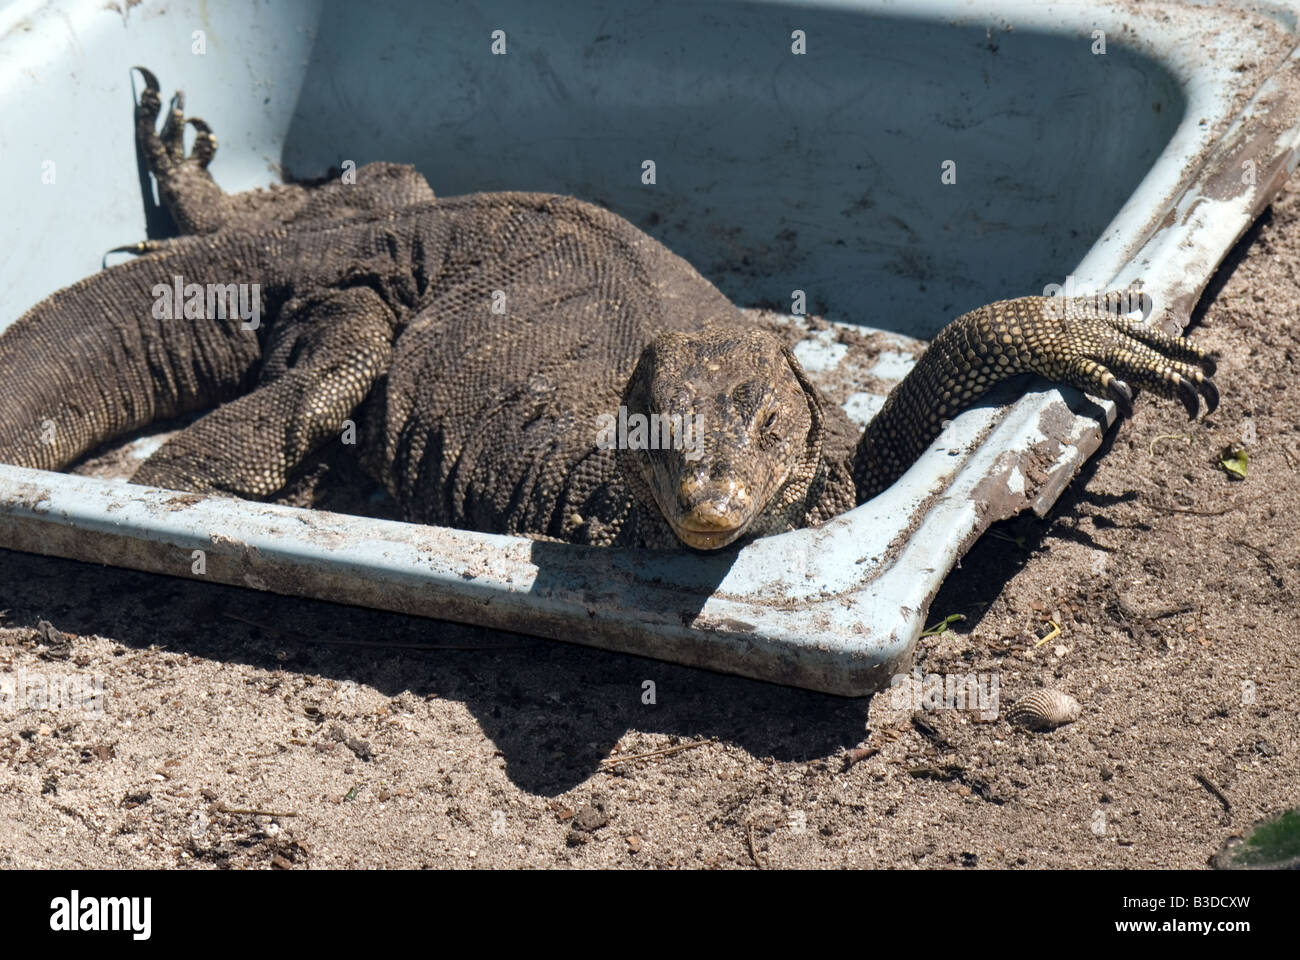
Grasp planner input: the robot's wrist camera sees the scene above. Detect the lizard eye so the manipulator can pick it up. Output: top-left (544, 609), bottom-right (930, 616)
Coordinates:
top-left (761, 410), bottom-right (779, 433)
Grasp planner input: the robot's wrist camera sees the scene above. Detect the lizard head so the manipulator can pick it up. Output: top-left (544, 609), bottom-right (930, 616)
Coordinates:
top-left (617, 326), bottom-right (826, 550)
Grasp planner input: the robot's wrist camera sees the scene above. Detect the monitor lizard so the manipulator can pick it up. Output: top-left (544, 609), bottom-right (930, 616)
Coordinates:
top-left (0, 68), bottom-right (1218, 551)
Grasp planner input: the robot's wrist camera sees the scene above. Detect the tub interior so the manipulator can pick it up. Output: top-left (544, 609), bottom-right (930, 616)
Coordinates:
top-left (279, 0), bottom-right (1184, 333)
top-left (0, 1), bottom-right (1185, 334)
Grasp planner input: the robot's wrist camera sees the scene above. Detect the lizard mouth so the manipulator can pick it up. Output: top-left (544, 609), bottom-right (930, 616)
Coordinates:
top-left (672, 525), bottom-right (746, 551)
top-left (669, 506), bottom-right (752, 551)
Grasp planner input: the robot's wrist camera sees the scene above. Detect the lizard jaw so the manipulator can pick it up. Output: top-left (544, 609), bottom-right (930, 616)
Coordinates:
top-left (668, 500), bottom-right (753, 550)
top-left (671, 521), bottom-right (748, 551)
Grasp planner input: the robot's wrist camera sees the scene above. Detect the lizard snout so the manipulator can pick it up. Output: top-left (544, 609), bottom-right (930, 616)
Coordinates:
top-left (670, 476), bottom-right (754, 549)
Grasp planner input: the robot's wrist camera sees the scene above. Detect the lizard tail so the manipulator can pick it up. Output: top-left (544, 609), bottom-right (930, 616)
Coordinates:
top-left (0, 248), bottom-right (266, 472)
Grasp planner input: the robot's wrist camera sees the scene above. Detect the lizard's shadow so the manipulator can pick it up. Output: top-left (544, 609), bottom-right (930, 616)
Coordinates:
top-left (524, 533), bottom-right (737, 641)
top-left (0, 545), bottom-right (869, 795)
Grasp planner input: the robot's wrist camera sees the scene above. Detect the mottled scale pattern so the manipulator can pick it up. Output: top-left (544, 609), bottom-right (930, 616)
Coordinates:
top-left (0, 70), bottom-right (1220, 552)
top-left (1007, 690), bottom-right (1082, 730)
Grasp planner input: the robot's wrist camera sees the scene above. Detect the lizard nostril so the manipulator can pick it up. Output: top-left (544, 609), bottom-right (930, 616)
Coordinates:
top-left (683, 500), bottom-right (742, 531)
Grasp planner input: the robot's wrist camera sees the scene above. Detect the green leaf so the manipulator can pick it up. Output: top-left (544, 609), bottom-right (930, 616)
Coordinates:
top-left (1213, 808), bottom-right (1300, 869)
top-left (921, 613), bottom-right (965, 637)
top-left (1219, 447), bottom-right (1248, 480)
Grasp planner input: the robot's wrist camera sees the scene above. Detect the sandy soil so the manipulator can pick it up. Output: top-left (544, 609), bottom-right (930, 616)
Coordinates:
top-left (2, 180), bottom-right (1298, 870)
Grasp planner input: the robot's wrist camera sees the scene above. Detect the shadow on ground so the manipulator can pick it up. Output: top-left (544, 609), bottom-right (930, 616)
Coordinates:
top-left (0, 546), bottom-right (875, 794)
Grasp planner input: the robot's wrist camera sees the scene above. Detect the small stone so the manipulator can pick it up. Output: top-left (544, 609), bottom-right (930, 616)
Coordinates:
top-left (36, 621), bottom-right (72, 660)
top-left (571, 800), bottom-right (610, 834)
top-left (626, 836), bottom-right (642, 853)
top-left (343, 737), bottom-right (373, 761)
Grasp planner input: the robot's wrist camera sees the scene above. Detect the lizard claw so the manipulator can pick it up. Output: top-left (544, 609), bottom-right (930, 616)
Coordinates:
top-left (1101, 350), bottom-right (1219, 422)
top-left (1054, 293), bottom-right (1220, 421)
top-left (979, 293), bottom-right (1222, 422)
top-left (132, 65), bottom-right (160, 94)
top-left (186, 118), bottom-right (218, 168)
top-left (1175, 375), bottom-right (1201, 420)
top-left (1200, 376), bottom-right (1220, 415)
top-left (1106, 378), bottom-right (1134, 419)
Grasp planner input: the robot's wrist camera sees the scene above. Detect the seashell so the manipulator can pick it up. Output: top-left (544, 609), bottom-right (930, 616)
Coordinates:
top-left (1007, 689), bottom-right (1081, 730)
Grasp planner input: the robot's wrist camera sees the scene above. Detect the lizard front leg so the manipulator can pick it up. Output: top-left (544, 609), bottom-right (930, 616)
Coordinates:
top-left (132, 286), bottom-right (395, 498)
top-left (852, 292), bottom-right (1219, 501)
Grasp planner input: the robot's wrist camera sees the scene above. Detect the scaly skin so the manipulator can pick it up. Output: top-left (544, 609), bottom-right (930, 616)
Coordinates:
top-left (0, 69), bottom-right (1219, 551)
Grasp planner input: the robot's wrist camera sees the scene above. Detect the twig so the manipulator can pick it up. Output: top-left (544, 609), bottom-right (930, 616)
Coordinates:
top-left (1032, 620), bottom-right (1062, 647)
top-left (843, 746), bottom-right (879, 770)
top-left (212, 802), bottom-right (299, 818)
top-left (1193, 773), bottom-right (1231, 813)
top-left (911, 715), bottom-right (952, 749)
top-left (1144, 499), bottom-right (1248, 517)
top-left (1227, 538), bottom-right (1286, 589)
top-left (746, 824), bottom-right (766, 870)
top-left (601, 738), bottom-right (715, 768)
top-left (1228, 538), bottom-right (1273, 560)
top-left (907, 764), bottom-right (966, 781)
top-left (1112, 597), bottom-right (1196, 622)
top-left (1148, 433), bottom-right (1191, 456)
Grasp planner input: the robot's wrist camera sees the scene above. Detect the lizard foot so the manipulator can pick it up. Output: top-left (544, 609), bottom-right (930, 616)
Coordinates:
top-left (131, 66), bottom-right (229, 234)
top-left (133, 66), bottom-right (217, 173)
top-left (1047, 294), bottom-right (1219, 420)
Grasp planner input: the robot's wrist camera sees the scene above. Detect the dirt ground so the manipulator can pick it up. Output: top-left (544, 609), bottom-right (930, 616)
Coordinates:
top-left (2, 177), bottom-right (1298, 870)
